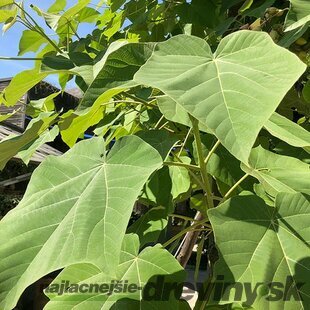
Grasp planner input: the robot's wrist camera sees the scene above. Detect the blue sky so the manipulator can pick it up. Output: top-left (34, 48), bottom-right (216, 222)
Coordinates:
top-left (0, 0), bottom-right (96, 88)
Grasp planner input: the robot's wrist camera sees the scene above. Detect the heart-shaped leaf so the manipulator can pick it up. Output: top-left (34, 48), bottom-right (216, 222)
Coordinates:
top-left (208, 192), bottom-right (310, 309)
top-left (45, 234), bottom-right (185, 309)
top-left (134, 31), bottom-right (306, 163)
top-left (0, 136), bottom-right (162, 310)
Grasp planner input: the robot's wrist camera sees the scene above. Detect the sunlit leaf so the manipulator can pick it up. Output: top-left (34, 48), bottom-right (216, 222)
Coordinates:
top-left (134, 31), bottom-right (306, 163)
top-left (0, 110), bottom-right (18, 123)
top-left (3, 69), bottom-right (48, 107)
top-left (45, 234), bottom-right (185, 309)
top-left (208, 192), bottom-right (310, 309)
top-left (60, 89), bottom-right (121, 147)
top-left (0, 113), bottom-right (57, 170)
top-left (0, 136), bottom-right (162, 309)
top-left (2, 9), bottom-right (17, 33)
top-left (48, 0), bottom-right (67, 13)
top-left (241, 146), bottom-right (310, 196)
top-left (264, 112), bottom-right (310, 152)
top-left (0, 4), bottom-right (16, 23)
top-left (18, 30), bottom-right (50, 56)
top-left (18, 125), bottom-right (60, 165)
top-left (76, 7), bottom-right (100, 23)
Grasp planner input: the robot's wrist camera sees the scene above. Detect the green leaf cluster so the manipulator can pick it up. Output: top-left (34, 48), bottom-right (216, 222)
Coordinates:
top-left (0, 0), bottom-right (309, 309)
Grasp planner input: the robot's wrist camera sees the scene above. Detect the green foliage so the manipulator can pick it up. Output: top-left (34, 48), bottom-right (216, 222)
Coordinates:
top-left (208, 192), bottom-right (309, 309)
top-left (0, 0), bottom-right (309, 309)
top-left (45, 234), bottom-right (185, 309)
top-left (285, 0), bottom-right (310, 31)
top-left (0, 136), bottom-right (162, 309)
top-left (134, 32), bottom-right (306, 163)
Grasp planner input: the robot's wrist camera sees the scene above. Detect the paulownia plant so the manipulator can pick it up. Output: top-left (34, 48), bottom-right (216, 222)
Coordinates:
top-left (0, 0), bottom-right (309, 309)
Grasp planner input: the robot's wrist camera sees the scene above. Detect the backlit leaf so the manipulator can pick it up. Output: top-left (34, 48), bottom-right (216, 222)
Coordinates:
top-left (18, 30), bottom-right (50, 56)
top-left (3, 69), bottom-right (48, 107)
top-left (0, 113), bottom-right (57, 170)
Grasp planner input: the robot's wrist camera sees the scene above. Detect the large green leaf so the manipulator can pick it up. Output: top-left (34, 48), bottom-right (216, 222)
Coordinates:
top-left (241, 146), bottom-right (310, 197)
top-left (80, 42), bottom-right (155, 109)
top-left (134, 31), bottom-right (306, 163)
top-left (0, 1), bottom-right (14, 8)
top-left (284, 0), bottom-right (310, 31)
top-left (208, 192), bottom-right (310, 309)
top-left (0, 136), bottom-right (162, 310)
top-left (264, 112), bottom-right (310, 152)
top-left (45, 234), bottom-right (185, 309)
top-left (76, 7), bottom-right (100, 23)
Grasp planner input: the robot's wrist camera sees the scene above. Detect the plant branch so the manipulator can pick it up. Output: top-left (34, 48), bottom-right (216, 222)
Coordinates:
top-left (162, 217), bottom-right (210, 248)
top-left (164, 161), bottom-right (200, 171)
top-left (175, 116), bottom-right (215, 268)
top-left (222, 173), bottom-right (250, 202)
top-left (67, 20), bottom-right (81, 39)
top-left (176, 211), bottom-right (205, 267)
top-left (154, 114), bottom-right (165, 129)
top-left (123, 92), bottom-right (155, 108)
top-left (0, 56), bottom-right (43, 61)
top-left (178, 127), bottom-right (192, 156)
top-left (190, 115), bottom-right (214, 209)
top-left (14, 2), bottom-right (62, 53)
top-left (204, 140), bottom-right (220, 165)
